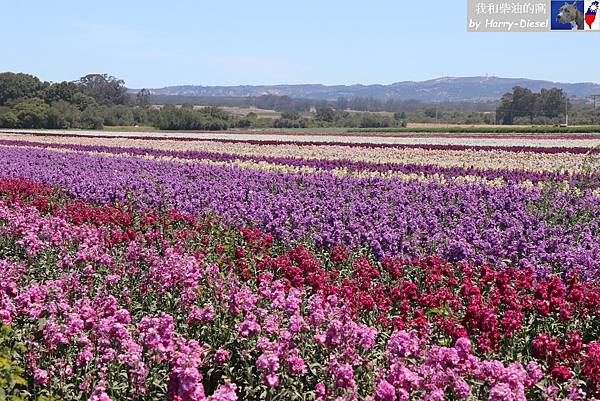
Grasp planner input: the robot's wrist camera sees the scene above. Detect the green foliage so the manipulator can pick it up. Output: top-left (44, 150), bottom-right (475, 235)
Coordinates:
top-left (152, 106), bottom-right (231, 130)
top-left (80, 108), bottom-right (104, 129)
top-left (76, 73), bottom-right (129, 106)
top-left (136, 88), bottom-right (151, 107)
top-left (12, 98), bottom-right (50, 129)
top-left (42, 81), bottom-right (79, 104)
top-left (102, 106), bottom-right (135, 126)
top-left (0, 72), bottom-right (141, 129)
top-left (71, 92), bottom-right (98, 111)
top-left (497, 86), bottom-right (568, 125)
top-left (0, 72), bottom-right (46, 107)
top-left (272, 117), bottom-right (309, 129)
top-left (280, 110), bottom-right (301, 120)
top-left (0, 108), bottom-right (19, 128)
top-left (4, 71), bottom-right (600, 131)
top-left (358, 113), bottom-right (396, 128)
top-left (46, 101), bottom-right (79, 129)
top-left (424, 107), bottom-right (437, 118)
top-left (0, 325), bottom-right (30, 400)
top-left (315, 107), bottom-right (336, 122)
top-left (393, 112), bottom-right (407, 127)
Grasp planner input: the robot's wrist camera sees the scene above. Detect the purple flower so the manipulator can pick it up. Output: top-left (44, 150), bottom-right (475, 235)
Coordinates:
top-left (237, 315), bottom-right (261, 338)
top-left (214, 348), bottom-right (230, 365)
top-left (374, 379), bottom-right (396, 401)
top-left (208, 383), bottom-right (237, 401)
top-left (286, 352), bottom-right (307, 375)
top-left (488, 383), bottom-right (514, 401)
top-left (264, 373), bottom-right (280, 388)
top-left (526, 361), bottom-right (543, 387)
top-left (334, 364), bottom-right (356, 390)
top-left (387, 331), bottom-right (420, 359)
top-left (33, 368), bottom-right (49, 385)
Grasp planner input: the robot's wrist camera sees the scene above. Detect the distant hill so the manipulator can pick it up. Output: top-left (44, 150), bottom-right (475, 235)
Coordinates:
top-left (133, 76), bottom-right (600, 103)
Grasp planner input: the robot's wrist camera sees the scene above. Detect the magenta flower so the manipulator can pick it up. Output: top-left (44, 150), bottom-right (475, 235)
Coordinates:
top-left (214, 348), bottom-right (230, 365)
top-left (334, 364), bottom-right (356, 390)
top-left (208, 383), bottom-right (238, 401)
top-left (374, 379), bottom-right (396, 401)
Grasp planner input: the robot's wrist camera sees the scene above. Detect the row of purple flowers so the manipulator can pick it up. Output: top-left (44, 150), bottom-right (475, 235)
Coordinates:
top-left (1, 139), bottom-right (597, 188)
top-left (1, 146), bottom-right (598, 279)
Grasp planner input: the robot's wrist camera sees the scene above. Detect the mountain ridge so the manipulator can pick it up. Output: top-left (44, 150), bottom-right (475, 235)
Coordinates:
top-left (132, 76), bottom-right (600, 103)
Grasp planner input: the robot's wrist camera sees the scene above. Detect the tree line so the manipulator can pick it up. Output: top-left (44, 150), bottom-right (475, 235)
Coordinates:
top-left (3, 72), bottom-right (600, 130)
top-left (0, 72), bottom-right (406, 130)
top-left (496, 87), bottom-right (569, 125)
top-left (0, 72), bottom-right (144, 129)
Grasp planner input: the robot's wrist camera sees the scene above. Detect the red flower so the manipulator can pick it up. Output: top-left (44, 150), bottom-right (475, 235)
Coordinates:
top-left (582, 342), bottom-right (600, 396)
top-left (550, 365), bottom-right (572, 382)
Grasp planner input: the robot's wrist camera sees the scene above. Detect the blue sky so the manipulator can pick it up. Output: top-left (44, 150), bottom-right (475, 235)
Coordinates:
top-left (0, 1), bottom-right (597, 87)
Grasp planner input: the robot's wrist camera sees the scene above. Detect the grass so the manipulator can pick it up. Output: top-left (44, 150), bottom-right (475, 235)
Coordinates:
top-left (103, 125), bottom-right (159, 132)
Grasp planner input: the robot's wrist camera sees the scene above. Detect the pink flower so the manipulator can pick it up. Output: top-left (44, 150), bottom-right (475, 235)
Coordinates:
top-left (264, 372), bottom-right (280, 388)
top-left (187, 305), bottom-right (215, 325)
top-left (33, 368), bottom-right (49, 385)
top-left (214, 348), bottom-right (230, 365)
top-left (526, 361), bottom-right (543, 386)
top-left (315, 382), bottom-right (326, 398)
top-left (356, 324), bottom-right (378, 351)
top-left (453, 378), bottom-right (471, 399)
top-left (374, 379), bottom-right (396, 401)
top-left (256, 352), bottom-right (279, 372)
top-left (488, 383), bottom-right (513, 401)
top-left (334, 364), bottom-right (356, 390)
top-left (90, 392), bottom-right (111, 401)
top-left (168, 367), bottom-right (205, 401)
top-left (387, 331), bottom-right (420, 359)
top-left (286, 352), bottom-right (307, 375)
top-left (237, 315), bottom-right (261, 338)
top-left (208, 383), bottom-right (237, 401)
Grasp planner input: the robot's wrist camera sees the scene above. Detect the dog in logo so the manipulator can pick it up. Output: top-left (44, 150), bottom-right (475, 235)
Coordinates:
top-left (557, 2), bottom-right (585, 29)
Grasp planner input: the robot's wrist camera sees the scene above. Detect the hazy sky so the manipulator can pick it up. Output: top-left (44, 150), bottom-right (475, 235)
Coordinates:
top-left (1, 1), bottom-right (597, 87)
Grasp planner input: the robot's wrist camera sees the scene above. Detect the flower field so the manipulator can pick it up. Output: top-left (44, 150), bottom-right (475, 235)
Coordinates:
top-left (0, 130), bottom-right (598, 401)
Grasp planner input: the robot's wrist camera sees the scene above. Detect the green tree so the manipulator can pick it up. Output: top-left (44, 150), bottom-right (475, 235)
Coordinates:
top-left (43, 81), bottom-right (80, 104)
top-left (80, 107), bottom-right (104, 129)
top-left (136, 88), bottom-right (152, 107)
top-left (103, 106), bottom-right (135, 126)
top-left (393, 112), bottom-right (407, 127)
top-left (0, 72), bottom-right (46, 106)
top-left (280, 110), bottom-right (301, 120)
top-left (511, 86), bottom-right (536, 122)
top-left (76, 73), bottom-right (129, 105)
top-left (47, 100), bottom-right (81, 129)
top-left (315, 107), bottom-right (335, 123)
top-left (424, 108), bottom-right (437, 118)
top-left (496, 87), bottom-right (568, 125)
top-left (0, 108), bottom-right (18, 128)
top-left (536, 88), bottom-right (567, 119)
top-left (395, 111), bottom-right (406, 120)
top-left (12, 97), bottom-right (50, 128)
top-left (72, 92), bottom-right (99, 111)
top-left (496, 92), bottom-right (514, 124)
